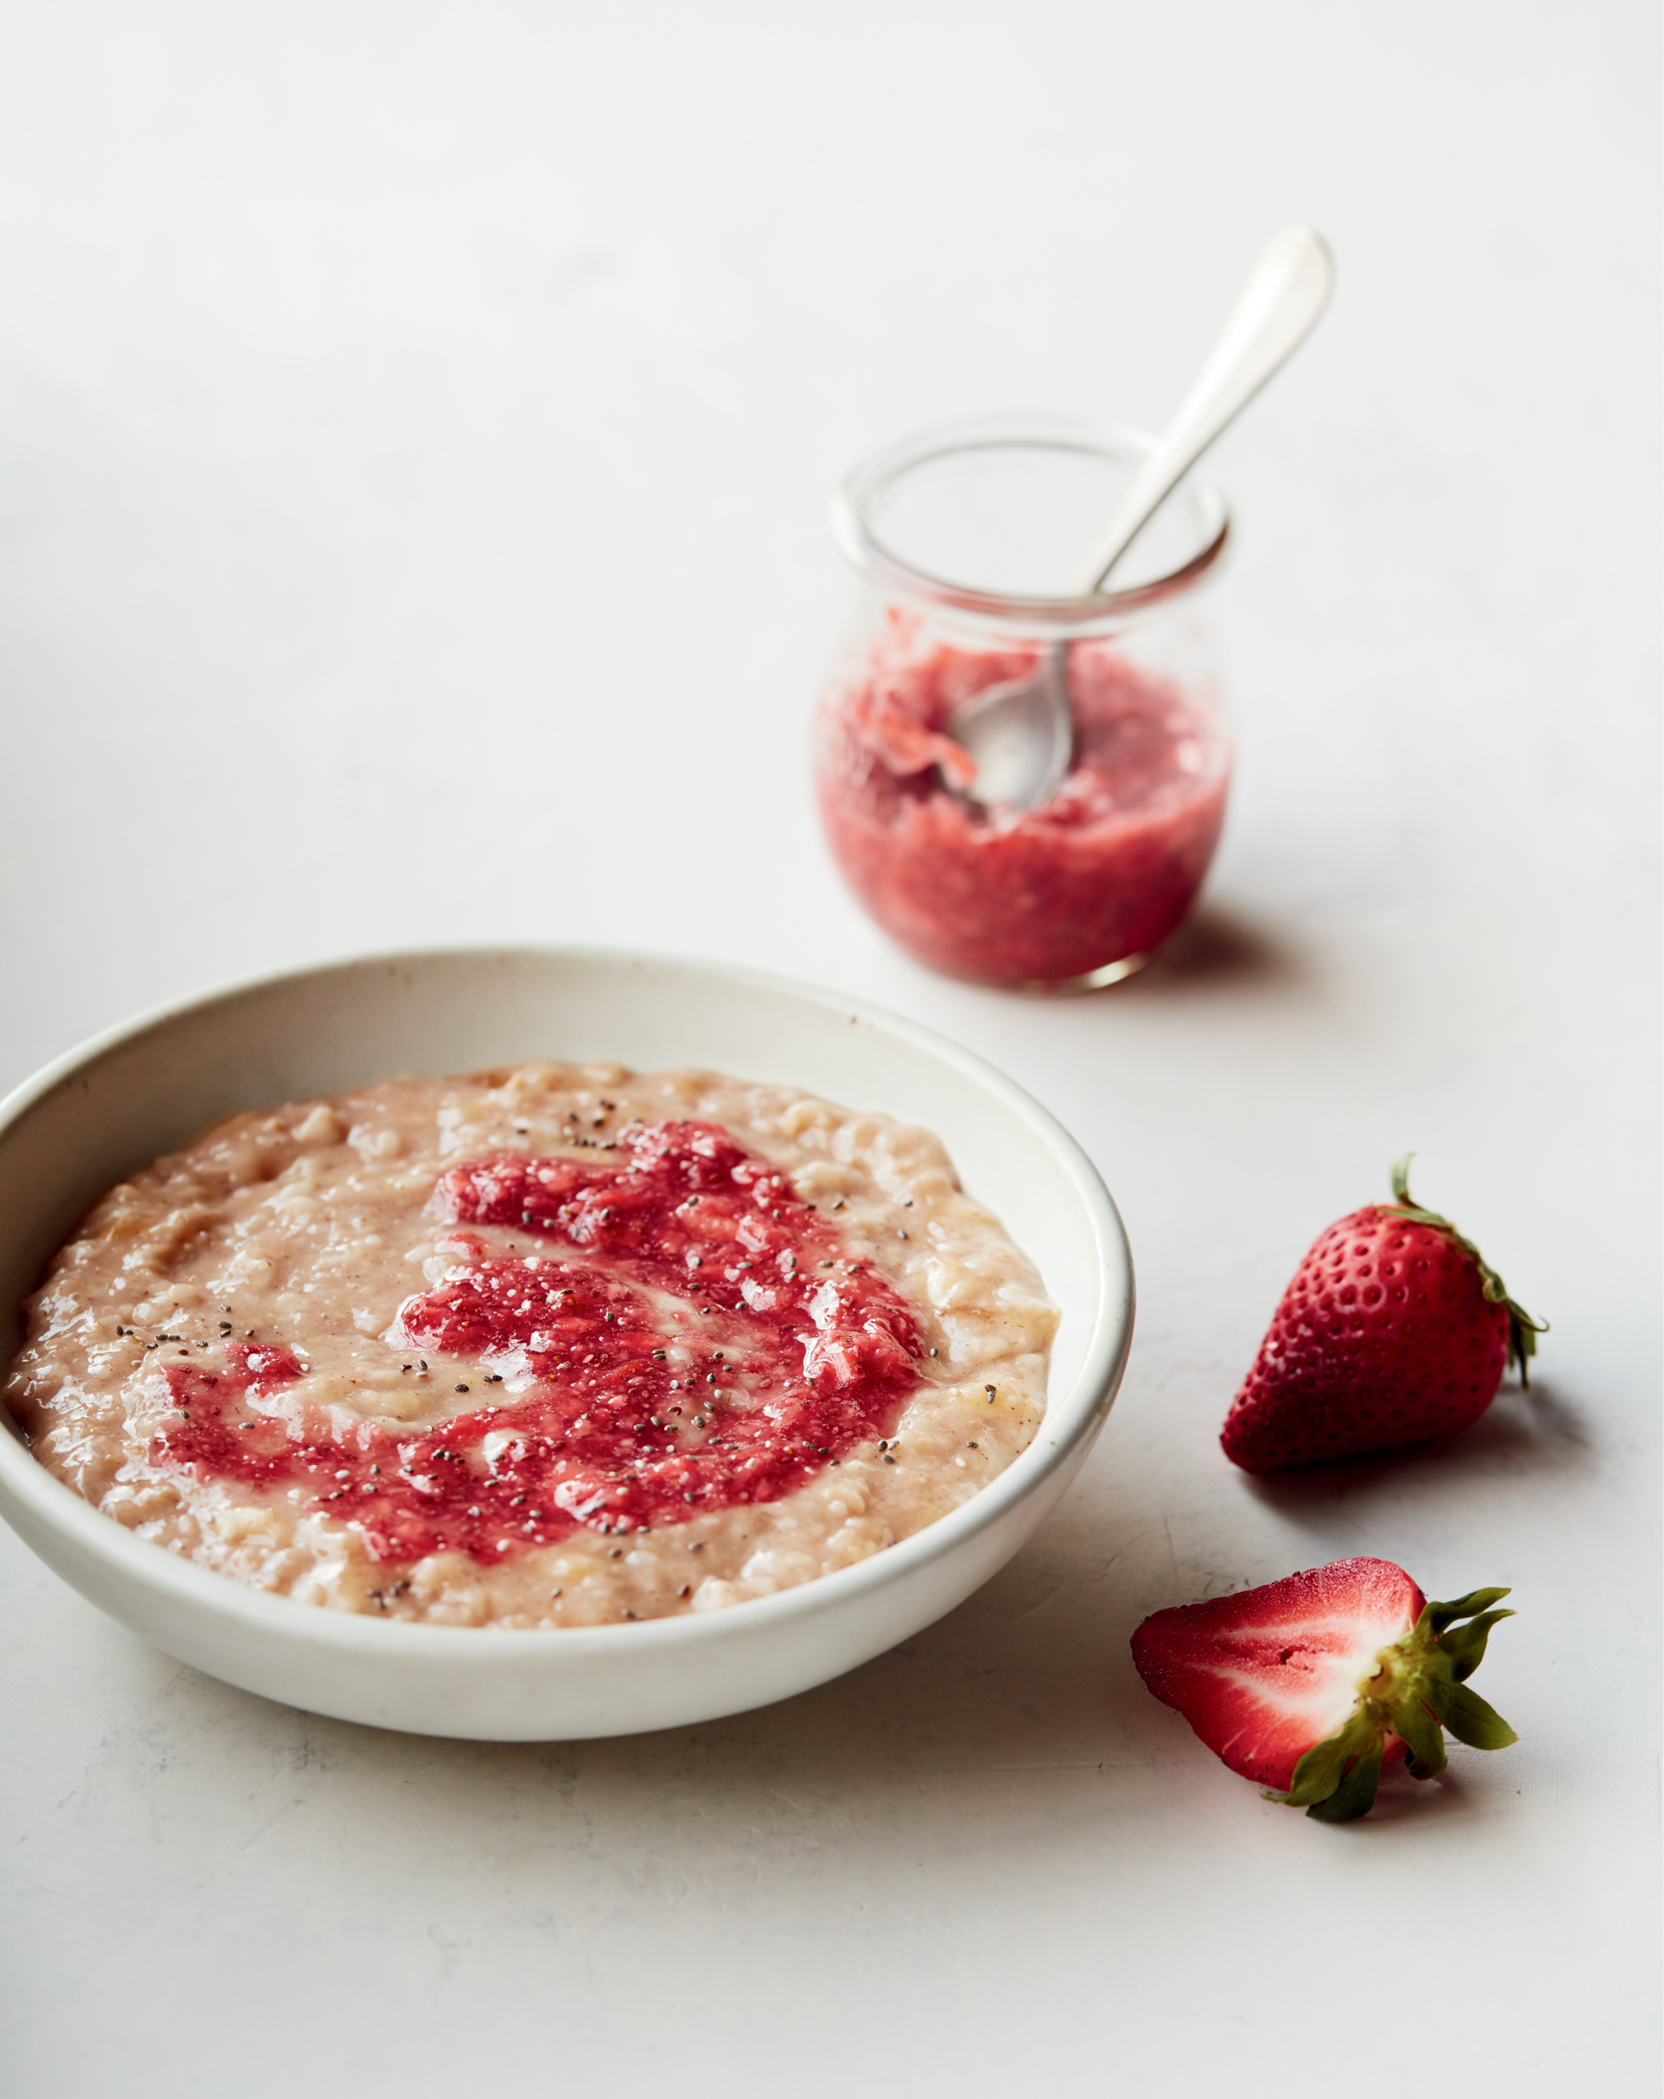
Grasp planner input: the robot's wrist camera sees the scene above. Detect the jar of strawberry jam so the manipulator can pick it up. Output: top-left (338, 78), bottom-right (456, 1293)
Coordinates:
top-left (815, 416), bottom-right (1232, 989)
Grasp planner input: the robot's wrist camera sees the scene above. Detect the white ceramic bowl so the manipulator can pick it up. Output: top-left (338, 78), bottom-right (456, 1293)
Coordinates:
top-left (0, 948), bottom-right (1133, 1740)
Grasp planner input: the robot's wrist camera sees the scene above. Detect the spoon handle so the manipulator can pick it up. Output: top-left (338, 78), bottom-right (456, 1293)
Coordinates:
top-left (1077, 225), bottom-right (1334, 595)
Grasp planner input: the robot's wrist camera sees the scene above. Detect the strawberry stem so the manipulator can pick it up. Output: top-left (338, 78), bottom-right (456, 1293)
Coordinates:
top-left (1277, 1585), bottom-right (1519, 1822)
top-left (1387, 1154), bottom-right (1548, 1385)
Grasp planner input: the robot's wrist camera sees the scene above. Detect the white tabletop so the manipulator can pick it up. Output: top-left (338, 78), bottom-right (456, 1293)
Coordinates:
top-left (1, 6), bottom-right (1658, 2093)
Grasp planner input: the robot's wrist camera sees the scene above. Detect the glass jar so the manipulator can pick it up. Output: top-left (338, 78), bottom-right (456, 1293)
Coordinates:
top-left (814, 415), bottom-right (1232, 989)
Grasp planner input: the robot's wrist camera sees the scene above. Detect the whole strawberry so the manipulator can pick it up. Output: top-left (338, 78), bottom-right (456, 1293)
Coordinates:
top-left (1130, 1557), bottom-right (1519, 1822)
top-left (1221, 1156), bottom-right (1545, 1472)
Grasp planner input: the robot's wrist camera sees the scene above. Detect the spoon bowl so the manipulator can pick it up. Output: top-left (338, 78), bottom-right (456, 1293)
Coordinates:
top-left (944, 644), bottom-right (1074, 813)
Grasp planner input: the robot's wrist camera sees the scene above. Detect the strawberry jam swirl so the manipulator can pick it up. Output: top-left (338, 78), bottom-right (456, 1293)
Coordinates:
top-left (152, 1120), bottom-right (925, 1565)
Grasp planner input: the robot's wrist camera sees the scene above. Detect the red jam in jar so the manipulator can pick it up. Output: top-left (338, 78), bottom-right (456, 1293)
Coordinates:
top-left (817, 417), bottom-right (1232, 988)
top-left (816, 626), bottom-right (1229, 985)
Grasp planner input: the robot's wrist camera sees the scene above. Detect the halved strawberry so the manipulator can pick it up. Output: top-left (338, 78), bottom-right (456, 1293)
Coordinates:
top-left (1130, 1556), bottom-right (1519, 1822)
top-left (1221, 1157), bottom-right (1546, 1472)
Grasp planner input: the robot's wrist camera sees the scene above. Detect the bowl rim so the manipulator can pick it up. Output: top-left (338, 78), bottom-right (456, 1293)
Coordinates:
top-left (0, 943), bottom-right (1134, 1663)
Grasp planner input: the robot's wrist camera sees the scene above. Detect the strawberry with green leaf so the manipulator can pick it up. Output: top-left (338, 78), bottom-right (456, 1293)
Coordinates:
top-left (1221, 1157), bottom-right (1546, 1472)
top-left (1130, 1557), bottom-right (1519, 1822)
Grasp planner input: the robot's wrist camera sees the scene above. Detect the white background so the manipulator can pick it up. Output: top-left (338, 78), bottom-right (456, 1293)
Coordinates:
top-left (1, 4), bottom-right (1658, 2093)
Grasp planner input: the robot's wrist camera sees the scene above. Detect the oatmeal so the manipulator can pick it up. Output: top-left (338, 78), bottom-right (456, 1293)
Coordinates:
top-left (4, 1063), bottom-right (1056, 1627)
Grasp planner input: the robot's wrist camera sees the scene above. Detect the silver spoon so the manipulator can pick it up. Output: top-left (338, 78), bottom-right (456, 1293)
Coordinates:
top-left (946, 225), bottom-right (1335, 813)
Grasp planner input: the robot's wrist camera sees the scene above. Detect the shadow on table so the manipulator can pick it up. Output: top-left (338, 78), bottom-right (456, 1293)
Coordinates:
top-left (478, 1507), bottom-right (1154, 1826)
top-left (1120, 899), bottom-right (1310, 999)
top-left (129, 1471), bottom-right (1511, 1862)
top-left (270, 1484), bottom-right (1498, 1844)
top-left (1236, 1374), bottom-right (1594, 1518)
top-left (503, 1381), bottom-right (1578, 1829)
top-left (162, 1378), bottom-right (1568, 1843)
top-left (202, 1495), bottom-right (1179, 1843)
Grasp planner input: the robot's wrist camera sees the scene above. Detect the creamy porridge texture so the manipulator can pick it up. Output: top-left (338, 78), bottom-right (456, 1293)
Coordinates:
top-left (5, 1063), bottom-right (1057, 1626)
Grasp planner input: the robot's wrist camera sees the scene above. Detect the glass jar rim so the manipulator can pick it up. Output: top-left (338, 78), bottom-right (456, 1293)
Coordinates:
top-left (831, 413), bottom-right (1231, 628)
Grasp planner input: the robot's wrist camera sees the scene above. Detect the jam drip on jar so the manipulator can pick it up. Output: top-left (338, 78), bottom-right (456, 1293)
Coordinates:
top-left (153, 1121), bottom-right (924, 1565)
